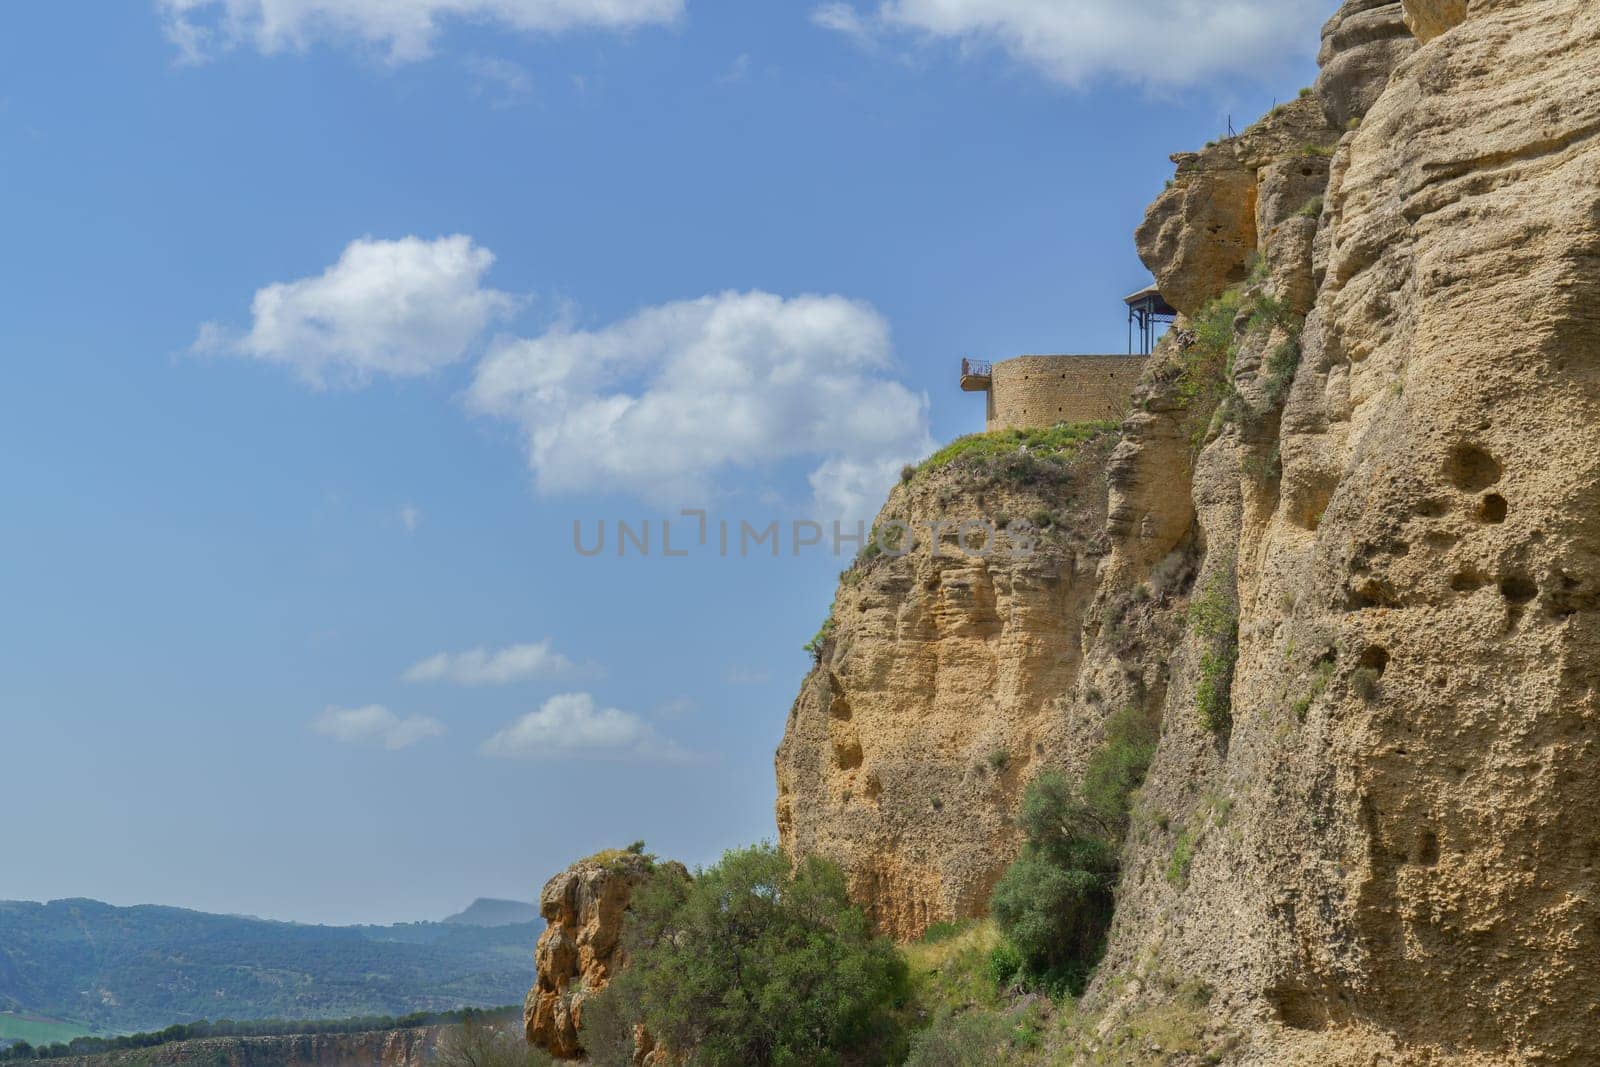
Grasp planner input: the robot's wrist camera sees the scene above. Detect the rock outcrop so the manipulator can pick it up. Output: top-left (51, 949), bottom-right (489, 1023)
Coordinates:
top-left (1315, 0), bottom-right (1416, 128)
top-left (781, 0), bottom-right (1600, 1062)
top-left (776, 433), bottom-right (1121, 940)
top-left (35, 1028), bottom-right (442, 1067)
top-left (1401, 0), bottom-right (1468, 42)
top-left (525, 851), bottom-right (678, 1061)
top-left (1134, 98), bottom-right (1338, 319)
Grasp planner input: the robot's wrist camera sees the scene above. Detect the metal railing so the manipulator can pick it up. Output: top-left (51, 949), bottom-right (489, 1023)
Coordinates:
top-left (961, 358), bottom-right (993, 378)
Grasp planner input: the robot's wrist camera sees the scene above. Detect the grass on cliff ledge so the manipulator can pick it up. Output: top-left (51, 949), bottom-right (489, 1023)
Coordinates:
top-left (913, 422), bottom-right (1117, 478)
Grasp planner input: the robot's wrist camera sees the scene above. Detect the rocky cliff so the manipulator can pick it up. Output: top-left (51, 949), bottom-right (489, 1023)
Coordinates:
top-left (778, 0), bottom-right (1600, 1062)
top-left (776, 429), bottom-right (1122, 941)
top-left (34, 1028), bottom-right (442, 1067)
top-left (525, 851), bottom-right (682, 1063)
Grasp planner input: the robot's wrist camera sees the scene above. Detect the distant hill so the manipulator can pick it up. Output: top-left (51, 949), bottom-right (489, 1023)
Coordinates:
top-left (0, 899), bottom-right (536, 1035)
top-left (440, 899), bottom-right (538, 927)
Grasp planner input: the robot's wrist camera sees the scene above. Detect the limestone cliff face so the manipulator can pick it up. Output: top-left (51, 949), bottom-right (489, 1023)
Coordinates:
top-left (775, 435), bottom-right (1120, 940)
top-left (525, 852), bottom-right (679, 1062)
top-left (779, 0), bottom-right (1600, 1062)
top-left (1088, 1), bottom-right (1600, 1063)
top-left (37, 1028), bottom-right (442, 1067)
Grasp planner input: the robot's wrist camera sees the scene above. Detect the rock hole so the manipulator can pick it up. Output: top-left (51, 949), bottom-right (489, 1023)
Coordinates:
top-left (1414, 830), bottom-right (1440, 867)
top-left (1268, 984), bottom-right (1331, 1032)
top-left (1358, 647), bottom-right (1390, 676)
top-left (1445, 444), bottom-right (1503, 492)
top-left (833, 737), bottom-right (863, 771)
top-left (1414, 498), bottom-right (1451, 519)
top-left (830, 694), bottom-right (853, 721)
top-left (1478, 494), bottom-right (1508, 524)
top-left (1451, 570), bottom-right (1487, 594)
top-left (1345, 579), bottom-right (1396, 611)
top-left (1500, 575), bottom-right (1538, 606)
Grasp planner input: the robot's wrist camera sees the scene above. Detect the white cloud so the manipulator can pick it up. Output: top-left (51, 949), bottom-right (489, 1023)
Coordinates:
top-left (195, 235), bottom-right (516, 388)
top-left (311, 704), bottom-right (445, 749)
top-left (466, 55), bottom-right (533, 106)
top-left (810, 3), bottom-right (874, 47)
top-left (159, 0), bottom-right (684, 64)
top-left (813, 1), bottom-right (1325, 88)
top-left (400, 504), bottom-right (423, 532)
top-left (403, 640), bottom-right (581, 685)
top-left (481, 692), bottom-right (693, 762)
top-left (654, 696), bottom-right (696, 720)
top-left (468, 290), bottom-right (932, 525)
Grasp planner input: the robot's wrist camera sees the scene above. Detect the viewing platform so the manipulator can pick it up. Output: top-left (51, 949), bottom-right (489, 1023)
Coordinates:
top-left (960, 353), bottom-right (1149, 432)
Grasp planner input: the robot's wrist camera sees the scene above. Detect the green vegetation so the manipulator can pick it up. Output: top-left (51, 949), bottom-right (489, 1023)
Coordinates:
top-left (0, 1017), bottom-right (96, 1049)
top-left (432, 1015), bottom-right (554, 1067)
top-left (1166, 829), bottom-right (1196, 887)
top-left (1292, 658), bottom-right (1337, 721)
top-left (581, 844), bottom-right (908, 1067)
top-left (803, 615), bottom-right (836, 662)
top-left (1172, 286), bottom-right (1244, 413)
top-left (912, 423), bottom-right (1116, 478)
top-left (3, 1008), bottom-right (520, 1063)
top-left (989, 706), bottom-right (1160, 997)
top-left (0, 899), bottom-right (535, 1036)
top-left (1190, 569), bottom-right (1240, 736)
top-left (1295, 194), bottom-right (1323, 219)
top-left (1300, 142), bottom-right (1335, 157)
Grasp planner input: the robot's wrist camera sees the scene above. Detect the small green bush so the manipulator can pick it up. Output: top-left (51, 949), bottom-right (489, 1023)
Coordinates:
top-left (1190, 569), bottom-right (1239, 736)
top-left (904, 1012), bottom-right (1015, 1067)
top-left (1166, 829), bottom-right (1195, 887)
top-left (1351, 666), bottom-right (1381, 701)
top-left (804, 616), bottom-right (836, 662)
top-left (985, 943), bottom-right (1022, 987)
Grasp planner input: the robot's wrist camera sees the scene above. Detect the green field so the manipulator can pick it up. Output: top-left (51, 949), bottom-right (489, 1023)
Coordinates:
top-left (0, 1013), bottom-right (100, 1046)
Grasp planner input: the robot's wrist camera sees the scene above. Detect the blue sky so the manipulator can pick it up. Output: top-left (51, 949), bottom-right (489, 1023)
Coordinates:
top-left (0, 0), bottom-right (1322, 925)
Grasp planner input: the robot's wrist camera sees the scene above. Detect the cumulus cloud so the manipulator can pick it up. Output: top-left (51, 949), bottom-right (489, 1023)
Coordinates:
top-left (402, 640), bottom-right (581, 685)
top-left (195, 235), bottom-right (516, 388)
top-left (159, 0), bottom-right (684, 64)
top-left (813, 0), bottom-right (1326, 88)
top-left (481, 692), bottom-right (693, 762)
top-left (468, 290), bottom-right (932, 525)
top-left (311, 704), bottom-right (445, 749)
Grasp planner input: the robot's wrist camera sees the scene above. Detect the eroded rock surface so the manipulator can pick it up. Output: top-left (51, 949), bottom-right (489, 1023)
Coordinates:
top-left (775, 436), bottom-right (1120, 940)
top-left (781, 0), bottom-right (1600, 1062)
top-left (1316, 0), bottom-right (1416, 127)
top-left (525, 851), bottom-right (680, 1061)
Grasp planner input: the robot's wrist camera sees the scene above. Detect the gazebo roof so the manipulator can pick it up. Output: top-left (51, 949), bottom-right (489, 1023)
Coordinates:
top-left (1123, 286), bottom-right (1175, 315)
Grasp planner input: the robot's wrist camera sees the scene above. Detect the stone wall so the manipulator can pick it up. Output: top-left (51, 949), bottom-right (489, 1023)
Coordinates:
top-left (985, 355), bottom-right (1148, 432)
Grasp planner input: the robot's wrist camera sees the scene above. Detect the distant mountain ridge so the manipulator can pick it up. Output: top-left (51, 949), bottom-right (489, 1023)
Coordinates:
top-left (0, 899), bottom-right (536, 1035)
top-left (440, 899), bottom-right (538, 927)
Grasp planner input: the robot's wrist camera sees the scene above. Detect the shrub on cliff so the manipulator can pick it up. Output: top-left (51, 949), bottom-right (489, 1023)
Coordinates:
top-left (582, 844), bottom-right (908, 1067)
top-left (990, 708), bottom-right (1159, 996)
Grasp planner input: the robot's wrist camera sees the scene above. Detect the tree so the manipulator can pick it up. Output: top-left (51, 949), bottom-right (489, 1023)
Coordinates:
top-left (582, 844), bottom-right (907, 1067)
top-left (990, 713), bottom-right (1153, 998)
